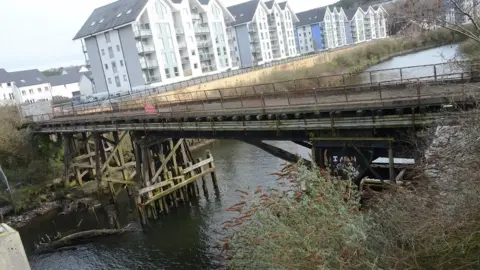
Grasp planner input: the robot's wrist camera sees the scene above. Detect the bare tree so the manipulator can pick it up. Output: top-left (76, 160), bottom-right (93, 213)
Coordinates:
top-left (398, 0), bottom-right (480, 43)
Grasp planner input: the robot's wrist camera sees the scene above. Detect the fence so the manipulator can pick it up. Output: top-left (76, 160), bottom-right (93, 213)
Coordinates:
top-left (31, 61), bottom-right (479, 123)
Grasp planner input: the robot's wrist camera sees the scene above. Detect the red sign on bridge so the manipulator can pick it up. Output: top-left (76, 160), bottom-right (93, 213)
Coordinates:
top-left (144, 103), bottom-right (156, 114)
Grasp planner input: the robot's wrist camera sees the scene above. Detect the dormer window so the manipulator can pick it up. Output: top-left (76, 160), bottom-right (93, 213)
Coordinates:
top-left (117, 13), bottom-right (123, 17)
top-left (126, 9), bottom-right (132, 14)
top-left (90, 21), bottom-right (96, 26)
top-left (20, 79), bottom-right (26, 83)
top-left (99, 18), bottom-right (104, 23)
top-left (36, 77), bottom-right (42, 81)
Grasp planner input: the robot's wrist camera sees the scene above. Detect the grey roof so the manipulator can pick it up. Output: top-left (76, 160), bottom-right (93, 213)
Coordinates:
top-left (278, 1), bottom-right (287, 10)
top-left (198, 0), bottom-right (210, 4)
top-left (296, 7), bottom-right (327, 26)
top-left (264, 0), bottom-right (274, 9)
top-left (73, 0), bottom-right (149, 40)
top-left (227, 0), bottom-right (260, 26)
top-left (9, 69), bottom-right (49, 88)
top-left (0, 69), bottom-right (12, 83)
top-left (171, 0), bottom-right (183, 3)
top-left (344, 7), bottom-right (359, 20)
top-left (48, 73), bottom-right (84, 86)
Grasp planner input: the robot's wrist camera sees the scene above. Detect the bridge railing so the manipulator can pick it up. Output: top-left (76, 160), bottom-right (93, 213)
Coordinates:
top-left (28, 61), bottom-right (480, 122)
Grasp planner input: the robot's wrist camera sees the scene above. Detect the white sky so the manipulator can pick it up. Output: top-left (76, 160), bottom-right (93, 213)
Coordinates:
top-left (0, 0), bottom-right (336, 71)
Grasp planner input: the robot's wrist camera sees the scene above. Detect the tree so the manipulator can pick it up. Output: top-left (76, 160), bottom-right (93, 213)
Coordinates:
top-left (400, 0), bottom-right (480, 44)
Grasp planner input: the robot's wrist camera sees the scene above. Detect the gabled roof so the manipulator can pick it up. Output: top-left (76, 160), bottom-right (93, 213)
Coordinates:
top-left (198, 0), bottom-right (210, 4)
top-left (9, 69), bottom-right (49, 88)
top-left (73, 0), bottom-right (149, 40)
top-left (296, 7), bottom-right (327, 27)
top-left (227, 0), bottom-right (261, 26)
top-left (278, 1), bottom-right (287, 10)
top-left (264, 0), bottom-right (274, 9)
top-left (48, 72), bottom-right (87, 86)
top-left (0, 69), bottom-right (12, 84)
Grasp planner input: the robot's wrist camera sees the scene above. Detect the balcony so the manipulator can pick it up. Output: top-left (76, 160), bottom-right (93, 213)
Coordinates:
top-left (202, 66), bottom-right (216, 73)
top-left (133, 24), bottom-right (152, 38)
top-left (137, 44), bottom-right (155, 54)
top-left (176, 28), bottom-right (184, 35)
top-left (249, 35), bottom-right (259, 43)
top-left (181, 56), bottom-right (190, 63)
top-left (178, 42), bottom-right (187, 49)
top-left (271, 44), bottom-right (280, 51)
top-left (140, 59), bottom-right (159, 69)
top-left (191, 13), bottom-right (201, 21)
top-left (194, 27), bottom-right (210, 34)
top-left (270, 35), bottom-right (278, 41)
top-left (199, 53), bottom-right (215, 61)
top-left (196, 40), bottom-right (210, 47)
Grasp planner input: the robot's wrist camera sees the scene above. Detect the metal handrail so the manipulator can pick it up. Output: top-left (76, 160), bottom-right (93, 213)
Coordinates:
top-left (31, 69), bottom-right (478, 123)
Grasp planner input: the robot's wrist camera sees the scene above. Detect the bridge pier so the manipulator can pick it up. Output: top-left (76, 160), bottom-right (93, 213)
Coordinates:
top-left (59, 132), bottom-right (218, 224)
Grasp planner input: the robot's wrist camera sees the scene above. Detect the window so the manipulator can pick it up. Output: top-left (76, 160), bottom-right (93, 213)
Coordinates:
top-left (194, 63), bottom-right (198, 69)
top-left (37, 88), bottom-right (42, 93)
top-left (126, 9), bottom-right (132, 14)
top-left (234, 47), bottom-right (237, 51)
top-left (191, 50), bottom-right (196, 56)
top-left (105, 32), bottom-right (111, 43)
top-left (108, 78), bottom-right (112, 84)
top-left (105, 64), bottom-right (109, 70)
top-left (29, 89), bottom-right (33, 94)
top-left (112, 62), bottom-right (118, 73)
top-left (115, 76), bottom-right (121, 87)
top-left (120, 60), bottom-right (124, 67)
top-left (123, 75), bottom-right (128, 81)
top-left (8, 93), bottom-right (14, 99)
top-left (217, 47), bottom-right (220, 56)
top-left (108, 47), bottom-right (114, 58)
top-left (7, 82), bottom-right (11, 86)
top-left (261, 33), bottom-right (264, 39)
top-left (44, 86), bottom-right (48, 91)
top-left (21, 90), bottom-right (26, 95)
top-left (173, 67), bottom-right (179, 77)
top-left (165, 68), bottom-right (171, 78)
top-left (101, 49), bottom-right (105, 56)
top-left (116, 45), bottom-right (120, 52)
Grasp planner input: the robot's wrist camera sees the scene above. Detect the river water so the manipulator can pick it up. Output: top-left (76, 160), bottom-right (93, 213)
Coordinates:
top-left (21, 44), bottom-right (461, 270)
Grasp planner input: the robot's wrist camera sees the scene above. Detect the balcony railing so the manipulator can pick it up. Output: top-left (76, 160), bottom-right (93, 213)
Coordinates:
top-left (176, 28), bottom-right (184, 35)
top-left (178, 42), bottom-right (187, 49)
top-left (133, 24), bottom-right (152, 38)
top-left (140, 59), bottom-right (159, 69)
top-left (181, 56), bottom-right (190, 63)
top-left (184, 69), bottom-right (193, 76)
top-left (199, 53), bottom-right (215, 61)
top-left (137, 44), bottom-right (155, 53)
top-left (196, 40), bottom-right (210, 47)
top-left (194, 27), bottom-right (210, 34)
top-left (201, 66), bottom-right (216, 73)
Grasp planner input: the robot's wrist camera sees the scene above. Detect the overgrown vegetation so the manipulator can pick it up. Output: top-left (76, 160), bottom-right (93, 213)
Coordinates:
top-left (459, 38), bottom-right (480, 59)
top-left (225, 92), bottom-right (480, 269)
top-left (0, 106), bottom-right (63, 211)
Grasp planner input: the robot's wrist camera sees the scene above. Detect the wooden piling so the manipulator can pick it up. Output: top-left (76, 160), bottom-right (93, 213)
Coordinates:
top-left (206, 150), bottom-right (218, 191)
top-left (197, 158), bottom-right (209, 199)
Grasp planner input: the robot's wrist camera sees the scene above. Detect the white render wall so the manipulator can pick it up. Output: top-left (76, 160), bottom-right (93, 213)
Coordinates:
top-left (0, 82), bottom-right (16, 105)
top-left (253, 4), bottom-right (273, 64)
top-left (281, 7), bottom-right (297, 57)
top-left (15, 82), bottom-right (53, 103)
top-left (207, 0), bottom-right (232, 71)
top-left (51, 82), bottom-right (80, 98)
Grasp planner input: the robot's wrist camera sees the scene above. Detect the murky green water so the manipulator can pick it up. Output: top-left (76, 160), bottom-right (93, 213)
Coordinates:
top-left (21, 45), bottom-right (461, 270)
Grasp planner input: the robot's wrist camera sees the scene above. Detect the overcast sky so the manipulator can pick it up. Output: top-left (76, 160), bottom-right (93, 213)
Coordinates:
top-left (0, 0), bottom-right (336, 71)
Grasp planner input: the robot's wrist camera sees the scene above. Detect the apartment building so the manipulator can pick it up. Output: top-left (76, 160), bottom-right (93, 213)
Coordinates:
top-left (226, 0), bottom-right (298, 68)
top-left (295, 4), bottom-right (388, 54)
top-left (74, 0), bottom-right (234, 95)
top-left (296, 6), bottom-right (345, 54)
top-left (8, 70), bottom-right (53, 104)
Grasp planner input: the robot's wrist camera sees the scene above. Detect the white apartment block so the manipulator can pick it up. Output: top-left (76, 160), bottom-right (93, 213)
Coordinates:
top-left (0, 69), bottom-right (54, 104)
top-left (74, 0), bottom-right (234, 95)
top-left (295, 4), bottom-right (388, 54)
top-left (226, 0), bottom-right (298, 68)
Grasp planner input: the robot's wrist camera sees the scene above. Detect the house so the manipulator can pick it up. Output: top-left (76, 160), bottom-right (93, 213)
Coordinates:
top-left (48, 72), bottom-right (93, 98)
top-left (8, 69), bottom-right (53, 104)
top-left (74, 0), bottom-right (234, 95)
top-left (226, 0), bottom-right (298, 68)
top-left (0, 69), bottom-right (16, 105)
